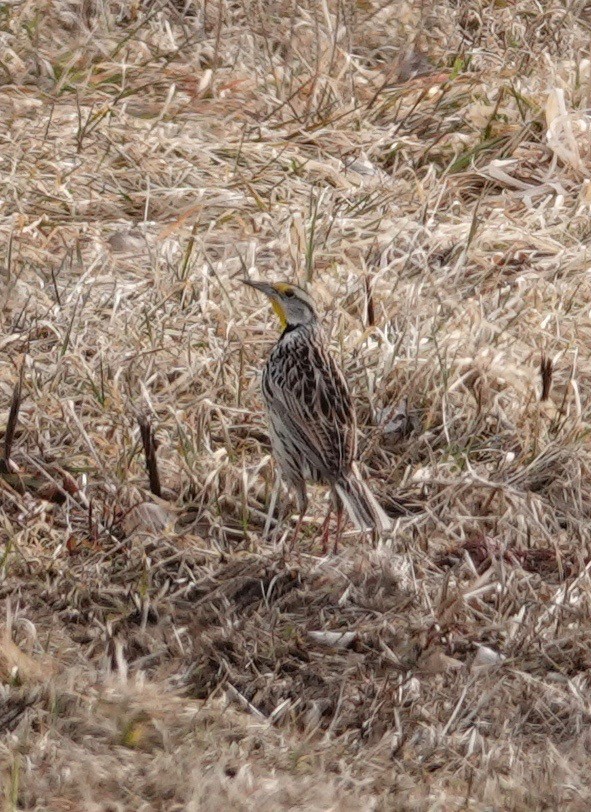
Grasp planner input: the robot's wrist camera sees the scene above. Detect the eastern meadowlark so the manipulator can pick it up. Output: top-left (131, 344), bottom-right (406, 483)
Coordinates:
top-left (244, 279), bottom-right (391, 550)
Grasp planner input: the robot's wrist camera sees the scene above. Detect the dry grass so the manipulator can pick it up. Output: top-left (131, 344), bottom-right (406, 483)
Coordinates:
top-left (2, 0), bottom-right (591, 808)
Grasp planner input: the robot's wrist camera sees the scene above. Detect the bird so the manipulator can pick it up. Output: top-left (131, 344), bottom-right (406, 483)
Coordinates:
top-left (244, 279), bottom-right (391, 551)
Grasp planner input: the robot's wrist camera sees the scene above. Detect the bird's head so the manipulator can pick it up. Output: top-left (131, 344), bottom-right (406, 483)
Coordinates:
top-left (243, 280), bottom-right (317, 330)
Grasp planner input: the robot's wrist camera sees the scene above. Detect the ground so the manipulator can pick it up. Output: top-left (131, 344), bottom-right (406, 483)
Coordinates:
top-left (1, 1), bottom-right (591, 809)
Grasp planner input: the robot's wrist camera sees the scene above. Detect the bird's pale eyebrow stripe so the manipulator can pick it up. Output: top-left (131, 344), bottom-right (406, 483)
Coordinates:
top-left (274, 283), bottom-right (292, 294)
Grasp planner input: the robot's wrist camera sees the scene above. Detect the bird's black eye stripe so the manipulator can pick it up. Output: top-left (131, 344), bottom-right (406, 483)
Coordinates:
top-left (284, 289), bottom-right (295, 298)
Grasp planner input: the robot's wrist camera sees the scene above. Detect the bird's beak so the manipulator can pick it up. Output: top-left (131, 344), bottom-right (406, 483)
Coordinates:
top-left (242, 279), bottom-right (276, 298)
top-left (243, 279), bottom-right (287, 328)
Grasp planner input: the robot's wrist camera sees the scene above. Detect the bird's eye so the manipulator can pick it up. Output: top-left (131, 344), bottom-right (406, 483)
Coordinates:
top-left (284, 289), bottom-right (295, 298)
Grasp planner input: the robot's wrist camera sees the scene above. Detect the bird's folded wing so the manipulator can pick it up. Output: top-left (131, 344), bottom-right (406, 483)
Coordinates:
top-left (264, 343), bottom-right (356, 481)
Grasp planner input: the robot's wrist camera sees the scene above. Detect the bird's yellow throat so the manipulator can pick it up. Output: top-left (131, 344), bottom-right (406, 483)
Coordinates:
top-left (271, 300), bottom-right (287, 329)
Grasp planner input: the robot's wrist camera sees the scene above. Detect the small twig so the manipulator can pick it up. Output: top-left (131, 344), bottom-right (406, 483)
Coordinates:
top-left (138, 415), bottom-right (162, 498)
top-left (88, 499), bottom-right (98, 542)
top-left (364, 275), bottom-right (375, 327)
top-left (3, 366), bottom-right (24, 470)
top-left (225, 682), bottom-right (267, 722)
top-left (441, 683), bottom-right (470, 738)
top-left (540, 354), bottom-right (553, 401)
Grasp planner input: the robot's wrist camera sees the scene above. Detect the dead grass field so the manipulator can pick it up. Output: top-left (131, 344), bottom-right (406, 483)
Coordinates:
top-left (2, 0), bottom-right (591, 809)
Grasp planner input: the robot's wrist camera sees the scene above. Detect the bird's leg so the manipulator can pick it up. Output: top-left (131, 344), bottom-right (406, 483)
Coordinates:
top-left (285, 486), bottom-right (307, 557)
top-left (319, 507), bottom-right (332, 555)
top-left (290, 512), bottom-right (305, 549)
top-left (333, 504), bottom-right (344, 555)
top-left (263, 472), bottom-right (282, 540)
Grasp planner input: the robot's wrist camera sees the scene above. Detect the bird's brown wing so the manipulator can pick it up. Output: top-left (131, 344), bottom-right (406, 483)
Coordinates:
top-left (263, 329), bottom-right (356, 482)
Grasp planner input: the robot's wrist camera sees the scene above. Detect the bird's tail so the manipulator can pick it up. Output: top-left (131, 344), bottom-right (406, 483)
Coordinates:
top-left (334, 470), bottom-right (392, 535)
